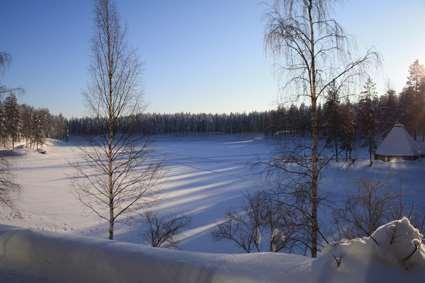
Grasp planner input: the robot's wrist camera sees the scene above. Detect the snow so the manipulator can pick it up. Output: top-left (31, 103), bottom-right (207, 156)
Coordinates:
top-left (375, 123), bottom-right (422, 157)
top-left (313, 217), bottom-right (425, 282)
top-left (2, 135), bottom-right (425, 253)
top-left (0, 225), bottom-right (311, 283)
top-left (2, 135), bottom-right (277, 253)
top-left (0, 218), bottom-right (423, 282)
top-left (1, 135), bottom-right (425, 281)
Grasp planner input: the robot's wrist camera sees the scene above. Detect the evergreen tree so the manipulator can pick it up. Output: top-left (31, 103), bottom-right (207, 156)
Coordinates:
top-left (400, 60), bottom-right (425, 139)
top-left (323, 83), bottom-right (341, 161)
top-left (358, 78), bottom-right (378, 166)
top-left (377, 89), bottom-right (398, 134)
top-left (0, 103), bottom-right (6, 146)
top-left (20, 104), bottom-right (33, 147)
top-left (3, 94), bottom-right (20, 149)
top-left (406, 60), bottom-right (425, 92)
top-left (340, 100), bottom-right (356, 161)
top-left (32, 110), bottom-right (46, 149)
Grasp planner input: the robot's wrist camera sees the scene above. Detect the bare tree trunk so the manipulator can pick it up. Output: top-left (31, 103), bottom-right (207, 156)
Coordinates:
top-left (106, 4), bottom-right (115, 239)
top-left (335, 141), bottom-right (339, 162)
top-left (311, 100), bottom-right (319, 257)
top-left (108, 134), bottom-right (114, 239)
top-left (369, 143), bottom-right (373, 166)
top-left (307, 0), bottom-right (319, 257)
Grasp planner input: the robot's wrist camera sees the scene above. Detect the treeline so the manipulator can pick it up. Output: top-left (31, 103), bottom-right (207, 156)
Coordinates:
top-left (69, 112), bottom-right (276, 136)
top-left (0, 93), bottom-right (67, 149)
top-left (68, 61), bottom-right (425, 153)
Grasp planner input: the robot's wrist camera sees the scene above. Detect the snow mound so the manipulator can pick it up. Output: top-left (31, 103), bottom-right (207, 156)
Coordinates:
top-left (313, 217), bottom-right (425, 282)
top-left (0, 225), bottom-right (311, 283)
top-left (372, 217), bottom-right (424, 268)
top-left (0, 219), bottom-right (424, 282)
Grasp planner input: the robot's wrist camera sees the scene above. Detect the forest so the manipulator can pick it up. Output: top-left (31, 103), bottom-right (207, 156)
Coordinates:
top-left (0, 93), bottom-right (67, 149)
top-left (2, 59), bottom-right (424, 167)
top-left (68, 60), bottom-right (425, 149)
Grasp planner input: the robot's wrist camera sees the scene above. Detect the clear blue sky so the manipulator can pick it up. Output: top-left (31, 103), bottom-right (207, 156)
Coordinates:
top-left (0, 0), bottom-right (424, 117)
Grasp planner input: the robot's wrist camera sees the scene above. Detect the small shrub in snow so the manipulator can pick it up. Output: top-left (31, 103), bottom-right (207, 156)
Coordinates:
top-left (213, 191), bottom-right (302, 253)
top-left (143, 212), bottom-right (191, 248)
top-left (332, 178), bottom-right (425, 240)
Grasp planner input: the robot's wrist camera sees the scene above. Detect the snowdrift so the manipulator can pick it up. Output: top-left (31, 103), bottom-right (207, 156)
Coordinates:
top-left (0, 225), bottom-right (309, 283)
top-left (0, 218), bottom-right (423, 283)
top-left (313, 217), bottom-right (425, 282)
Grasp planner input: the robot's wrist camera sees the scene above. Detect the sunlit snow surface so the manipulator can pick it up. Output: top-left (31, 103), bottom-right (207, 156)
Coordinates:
top-left (2, 135), bottom-right (425, 254)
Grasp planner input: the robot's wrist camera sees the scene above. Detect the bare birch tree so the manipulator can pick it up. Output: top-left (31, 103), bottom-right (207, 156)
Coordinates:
top-left (265, 0), bottom-right (377, 257)
top-left (73, 0), bottom-right (160, 240)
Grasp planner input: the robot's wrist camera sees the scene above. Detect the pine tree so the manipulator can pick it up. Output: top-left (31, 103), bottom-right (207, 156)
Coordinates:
top-left (32, 110), bottom-right (46, 149)
top-left (3, 94), bottom-right (20, 149)
top-left (0, 103), bottom-right (6, 146)
top-left (377, 89), bottom-right (398, 134)
top-left (20, 104), bottom-right (34, 147)
top-left (358, 78), bottom-right (378, 166)
top-left (401, 60), bottom-right (425, 139)
top-left (407, 60), bottom-right (425, 93)
top-left (323, 83), bottom-right (341, 161)
top-left (340, 100), bottom-right (356, 162)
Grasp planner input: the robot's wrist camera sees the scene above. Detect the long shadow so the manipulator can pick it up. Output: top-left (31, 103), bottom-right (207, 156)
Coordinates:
top-left (0, 149), bottom-right (27, 157)
top-left (73, 168), bottom-right (263, 251)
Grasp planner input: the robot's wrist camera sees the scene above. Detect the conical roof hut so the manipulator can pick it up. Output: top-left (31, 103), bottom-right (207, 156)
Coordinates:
top-left (375, 123), bottom-right (423, 161)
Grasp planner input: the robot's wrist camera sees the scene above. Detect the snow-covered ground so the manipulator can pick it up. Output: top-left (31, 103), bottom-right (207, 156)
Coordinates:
top-left (2, 135), bottom-right (425, 254)
top-left (0, 218), bottom-right (423, 283)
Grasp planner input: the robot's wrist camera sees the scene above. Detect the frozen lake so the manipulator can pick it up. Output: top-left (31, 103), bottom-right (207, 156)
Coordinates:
top-left (4, 135), bottom-right (276, 253)
top-left (3, 135), bottom-right (425, 253)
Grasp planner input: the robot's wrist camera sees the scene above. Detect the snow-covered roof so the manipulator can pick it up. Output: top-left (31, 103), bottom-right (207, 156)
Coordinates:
top-left (376, 123), bottom-right (422, 157)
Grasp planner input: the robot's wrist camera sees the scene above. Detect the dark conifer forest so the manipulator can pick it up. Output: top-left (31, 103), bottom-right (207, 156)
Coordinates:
top-left (68, 61), bottom-right (425, 144)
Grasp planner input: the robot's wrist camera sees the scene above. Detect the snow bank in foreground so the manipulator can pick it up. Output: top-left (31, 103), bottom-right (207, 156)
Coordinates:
top-left (313, 217), bottom-right (425, 282)
top-left (0, 225), bottom-right (310, 283)
top-left (0, 218), bottom-right (423, 283)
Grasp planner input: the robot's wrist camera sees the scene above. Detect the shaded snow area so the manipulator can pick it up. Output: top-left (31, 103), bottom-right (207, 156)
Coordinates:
top-left (2, 135), bottom-right (278, 253)
top-left (0, 225), bottom-right (310, 283)
top-left (0, 218), bottom-right (424, 283)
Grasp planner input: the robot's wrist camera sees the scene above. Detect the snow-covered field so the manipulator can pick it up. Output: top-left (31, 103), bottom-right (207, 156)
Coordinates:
top-left (2, 135), bottom-right (425, 254)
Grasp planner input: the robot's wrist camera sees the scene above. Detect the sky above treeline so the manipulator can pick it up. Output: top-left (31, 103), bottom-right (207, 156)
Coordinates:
top-left (0, 0), bottom-right (424, 117)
